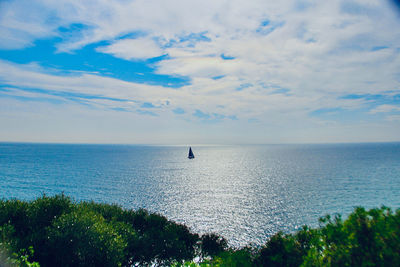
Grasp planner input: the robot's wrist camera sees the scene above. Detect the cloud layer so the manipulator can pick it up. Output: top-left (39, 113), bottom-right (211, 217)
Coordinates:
top-left (0, 0), bottom-right (400, 143)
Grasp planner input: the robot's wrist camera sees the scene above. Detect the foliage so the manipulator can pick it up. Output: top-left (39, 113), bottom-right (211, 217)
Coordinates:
top-left (0, 241), bottom-right (40, 267)
top-left (306, 206), bottom-right (400, 266)
top-left (46, 209), bottom-right (126, 266)
top-left (212, 247), bottom-right (254, 267)
top-left (0, 194), bottom-right (399, 267)
top-left (254, 206), bottom-right (400, 267)
top-left (0, 194), bottom-right (200, 266)
top-left (200, 233), bottom-right (228, 258)
top-left (256, 232), bottom-right (302, 267)
top-left (180, 207), bottom-right (400, 267)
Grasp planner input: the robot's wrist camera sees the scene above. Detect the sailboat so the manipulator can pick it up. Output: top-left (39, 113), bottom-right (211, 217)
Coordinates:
top-left (188, 147), bottom-right (195, 159)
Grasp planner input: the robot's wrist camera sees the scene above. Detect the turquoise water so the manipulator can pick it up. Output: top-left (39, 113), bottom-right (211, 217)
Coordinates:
top-left (1, 143), bottom-right (400, 246)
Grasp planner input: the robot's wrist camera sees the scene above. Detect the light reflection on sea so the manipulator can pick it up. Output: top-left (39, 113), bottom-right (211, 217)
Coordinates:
top-left (1, 143), bottom-right (400, 247)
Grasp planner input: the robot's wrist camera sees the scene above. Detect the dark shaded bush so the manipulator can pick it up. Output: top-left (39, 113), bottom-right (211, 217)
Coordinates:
top-left (26, 194), bottom-right (73, 263)
top-left (0, 194), bottom-right (73, 264)
top-left (127, 211), bottom-right (199, 265)
top-left (200, 233), bottom-right (228, 257)
top-left (0, 199), bottom-right (30, 242)
top-left (256, 232), bottom-right (302, 267)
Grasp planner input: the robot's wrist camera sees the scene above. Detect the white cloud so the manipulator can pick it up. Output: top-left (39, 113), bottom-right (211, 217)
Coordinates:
top-left (0, 59), bottom-right (321, 123)
top-left (97, 37), bottom-right (164, 60)
top-left (369, 104), bottom-right (400, 114)
top-left (0, 0), bottom-right (60, 49)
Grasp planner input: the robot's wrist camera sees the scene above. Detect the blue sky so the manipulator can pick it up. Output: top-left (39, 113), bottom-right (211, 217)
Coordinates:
top-left (0, 0), bottom-right (400, 144)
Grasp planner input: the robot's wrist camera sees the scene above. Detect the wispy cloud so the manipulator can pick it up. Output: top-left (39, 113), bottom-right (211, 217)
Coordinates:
top-left (369, 104), bottom-right (400, 114)
top-left (97, 37), bottom-right (164, 60)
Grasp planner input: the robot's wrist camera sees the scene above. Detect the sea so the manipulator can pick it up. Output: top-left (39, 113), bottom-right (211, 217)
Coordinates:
top-left (1, 142), bottom-right (399, 247)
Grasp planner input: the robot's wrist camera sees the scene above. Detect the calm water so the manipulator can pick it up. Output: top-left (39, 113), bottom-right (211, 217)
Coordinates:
top-left (1, 143), bottom-right (400, 247)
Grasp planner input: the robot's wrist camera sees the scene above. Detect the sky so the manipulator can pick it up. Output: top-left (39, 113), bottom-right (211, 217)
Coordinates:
top-left (0, 0), bottom-right (400, 145)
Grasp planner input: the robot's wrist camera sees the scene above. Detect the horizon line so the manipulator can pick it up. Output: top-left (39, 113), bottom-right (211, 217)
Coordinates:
top-left (1, 140), bottom-right (400, 146)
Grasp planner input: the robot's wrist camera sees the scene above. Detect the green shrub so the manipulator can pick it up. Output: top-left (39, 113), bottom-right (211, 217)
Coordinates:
top-left (0, 194), bottom-right (73, 260)
top-left (200, 233), bottom-right (228, 257)
top-left (0, 199), bottom-right (30, 242)
top-left (318, 207), bottom-right (400, 266)
top-left (45, 209), bottom-right (126, 267)
top-left (28, 193), bottom-right (72, 229)
top-left (0, 240), bottom-right (40, 267)
top-left (256, 232), bottom-right (302, 267)
top-left (1, 194), bottom-right (399, 267)
top-left (213, 248), bottom-right (254, 267)
top-left (78, 201), bottom-right (125, 222)
top-left (128, 212), bottom-right (199, 265)
top-left (301, 207), bottom-right (400, 267)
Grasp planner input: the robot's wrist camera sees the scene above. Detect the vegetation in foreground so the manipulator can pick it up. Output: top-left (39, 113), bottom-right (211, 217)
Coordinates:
top-left (0, 194), bottom-right (399, 266)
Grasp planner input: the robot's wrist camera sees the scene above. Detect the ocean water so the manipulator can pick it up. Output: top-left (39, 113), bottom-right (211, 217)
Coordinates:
top-left (0, 142), bottom-right (400, 247)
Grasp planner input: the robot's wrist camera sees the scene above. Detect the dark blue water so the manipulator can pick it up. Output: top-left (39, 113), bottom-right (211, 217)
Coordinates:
top-left (1, 143), bottom-right (399, 246)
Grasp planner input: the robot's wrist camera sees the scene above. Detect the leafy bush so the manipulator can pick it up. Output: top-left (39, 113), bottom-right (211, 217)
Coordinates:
top-left (200, 233), bottom-right (228, 257)
top-left (262, 206), bottom-right (400, 267)
top-left (126, 212), bottom-right (199, 265)
top-left (0, 194), bottom-right (201, 266)
top-left (45, 209), bottom-right (126, 266)
top-left (212, 248), bottom-right (254, 267)
top-left (0, 199), bottom-right (30, 242)
top-left (0, 195), bottom-right (399, 267)
top-left (0, 245), bottom-right (40, 267)
top-left (256, 232), bottom-right (302, 267)
top-left (312, 206), bottom-right (400, 266)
